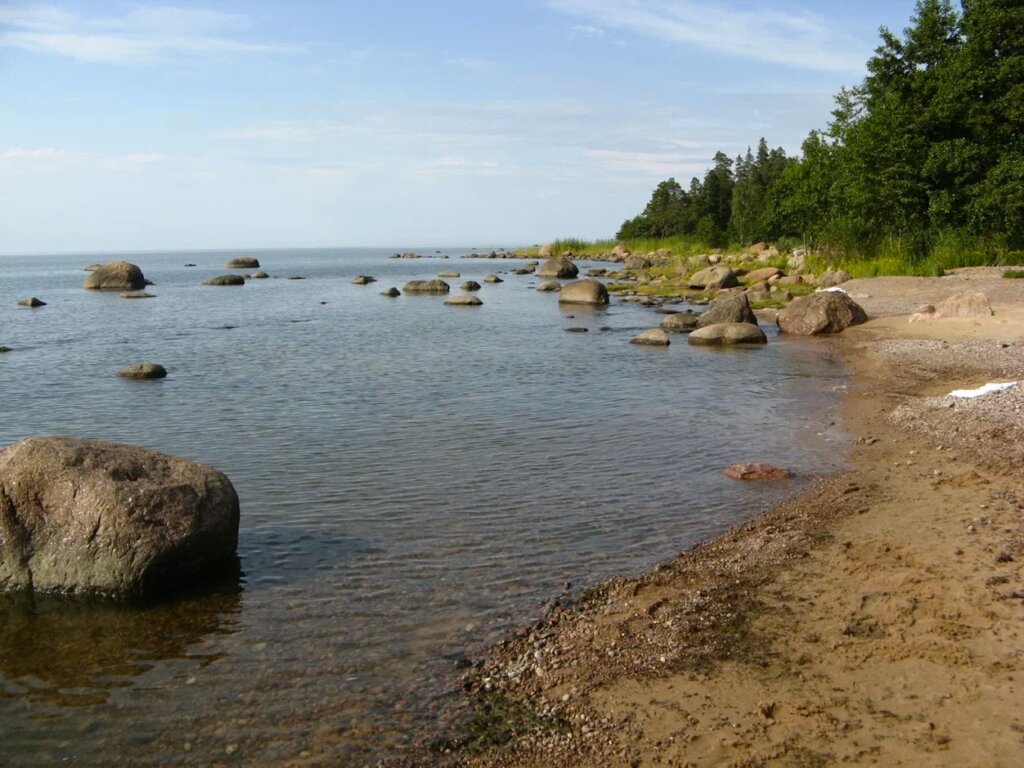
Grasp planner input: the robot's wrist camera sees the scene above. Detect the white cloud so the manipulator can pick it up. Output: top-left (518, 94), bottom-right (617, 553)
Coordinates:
top-left (569, 23), bottom-right (606, 39)
top-left (447, 56), bottom-right (499, 73)
top-left (216, 121), bottom-right (327, 143)
top-left (1, 146), bottom-right (70, 160)
top-left (548, 0), bottom-right (867, 72)
top-left (103, 152), bottom-right (163, 171)
top-left (416, 156), bottom-right (507, 177)
top-left (584, 148), bottom-right (708, 177)
top-left (0, 4), bottom-right (297, 64)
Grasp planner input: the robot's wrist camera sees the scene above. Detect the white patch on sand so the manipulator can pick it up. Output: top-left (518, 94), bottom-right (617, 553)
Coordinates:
top-left (948, 381), bottom-right (1017, 398)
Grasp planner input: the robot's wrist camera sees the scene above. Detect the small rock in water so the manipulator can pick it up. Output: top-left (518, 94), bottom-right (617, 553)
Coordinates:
top-left (483, 274), bottom-right (503, 284)
top-left (117, 363), bottom-right (167, 380)
top-left (120, 291), bottom-right (155, 299)
top-left (286, 275), bottom-right (306, 280)
top-left (444, 295), bottom-right (482, 306)
top-left (566, 327), bottom-right (589, 333)
top-left (724, 462), bottom-right (792, 481)
top-left (17, 297), bottom-right (46, 307)
top-left (461, 280), bottom-right (482, 291)
top-left (380, 287), bottom-right (401, 297)
top-left (631, 328), bottom-right (670, 346)
top-left (204, 274), bottom-right (245, 286)
top-left (352, 275), bottom-right (376, 285)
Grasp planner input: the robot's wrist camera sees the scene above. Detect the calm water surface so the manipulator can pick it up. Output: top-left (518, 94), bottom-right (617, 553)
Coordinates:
top-left (0, 248), bottom-right (847, 765)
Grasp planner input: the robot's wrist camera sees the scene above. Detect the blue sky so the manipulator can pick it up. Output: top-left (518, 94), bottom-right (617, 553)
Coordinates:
top-left (0, 1), bottom-right (921, 253)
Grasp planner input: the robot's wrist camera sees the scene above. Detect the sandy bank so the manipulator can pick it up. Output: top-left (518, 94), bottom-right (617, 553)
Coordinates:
top-left (427, 270), bottom-right (1024, 767)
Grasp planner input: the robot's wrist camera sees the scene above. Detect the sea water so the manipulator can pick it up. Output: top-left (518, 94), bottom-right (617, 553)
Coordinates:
top-left (0, 248), bottom-right (846, 764)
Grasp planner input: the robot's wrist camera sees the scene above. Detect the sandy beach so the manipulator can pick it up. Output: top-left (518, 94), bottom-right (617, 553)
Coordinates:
top-left (432, 268), bottom-right (1024, 767)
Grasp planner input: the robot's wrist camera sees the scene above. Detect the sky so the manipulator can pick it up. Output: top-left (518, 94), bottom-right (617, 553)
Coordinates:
top-left (0, 0), bottom-right (923, 254)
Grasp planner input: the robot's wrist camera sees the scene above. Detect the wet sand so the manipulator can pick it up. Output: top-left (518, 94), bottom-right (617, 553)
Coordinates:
top-left (429, 269), bottom-right (1024, 767)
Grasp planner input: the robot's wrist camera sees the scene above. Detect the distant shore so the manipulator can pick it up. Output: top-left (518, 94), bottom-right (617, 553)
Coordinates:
top-left (426, 268), bottom-right (1024, 767)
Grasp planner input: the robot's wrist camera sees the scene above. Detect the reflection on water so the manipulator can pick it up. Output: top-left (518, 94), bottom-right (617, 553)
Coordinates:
top-left (0, 572), bottom-right (241, 707)
top-left (0, 248), bottom-right (848, 765)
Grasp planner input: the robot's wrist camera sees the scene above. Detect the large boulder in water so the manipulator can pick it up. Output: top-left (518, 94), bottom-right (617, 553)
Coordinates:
top-left (0, 437), bottom-right (239, 597)
top-left (117, 363), bottom-right (167, 380)
top-left (226, 257), bottom-right (260, 269)
top-left (696, 293), bottom-right (757, 328)
top-left (558, 279), bottom-right (609, 305)
top-left (777, 292), bottom-right (867, 335)
top-left (538, 256), bottom-right (579, 279)
top-left (403, 279), bottom-right (450, 294)
top-left (660, 311), bottom-right (700, 332)
top-left (83, 261), bottom-right (147, 291)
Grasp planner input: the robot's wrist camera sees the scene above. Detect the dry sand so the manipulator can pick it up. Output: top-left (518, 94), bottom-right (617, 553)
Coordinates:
top-left (427, 269), bottom-right (1024, 768)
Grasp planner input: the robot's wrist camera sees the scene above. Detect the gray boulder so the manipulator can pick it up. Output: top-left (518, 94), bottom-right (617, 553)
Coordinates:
top-left (537, 280), bottom-right (562, 292)
top-left (696, 293), bottom-right (758, 328)
top-left (438, 270), bottom-right (461, 278)
top-left (17, 297), bottom-right (46, 307)
top-left (0, 437), bottom-right (239, 597)
top-left (558, 279), bottom-right (609, 306)
top-left (689, 323), bottom-right (768, 346)
top-left (352, 275), bottom-right (376, 285)
top-left (118, 363), bottom-right (167, 380)
top-left (778, 292), bottom-right (868, 335)
top-left (484, 274), bottom-right (503, 283)
top-left (512, 266), bottom-right (536, 275)
top-left (226, 257), bottom-right (260, 269)
top-left (660, 312), bottom-right (700, 332)
top-left (461, 280), bottom-right (482, 291)
top-left (83, 261), bottom-right (147, 291)
top-left (744, 267), bottom-right (782, 283)
top-left (204, 274), bottom-right (245, 286)
top-left (631, 329), bottom-right (671, 346)
top-left (538, 256), bottom-right (579, 279)
top-left (250, 271), bottom-right (270, 279)
top-left (689, 266), bottom-right (739, 291)
top-left (380, 287), bottom-right (401, 297)
top-left (444, 294), bottom-right (482, 306)
top-left (820, 269), bottom-right (852, 288)
top-left (403, 279), bottom-right (450, 293)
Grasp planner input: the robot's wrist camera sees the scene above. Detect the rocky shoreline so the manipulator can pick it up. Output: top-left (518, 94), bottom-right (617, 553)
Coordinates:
top-left (404, 268), bottom-right (1024, 768)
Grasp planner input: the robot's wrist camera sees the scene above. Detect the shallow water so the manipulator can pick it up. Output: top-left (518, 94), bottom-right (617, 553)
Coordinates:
top-left (0, 248), bottom-right (847, 764)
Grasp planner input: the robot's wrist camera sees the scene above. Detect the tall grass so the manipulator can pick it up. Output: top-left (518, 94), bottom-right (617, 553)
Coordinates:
top-left (515, 235), bottom-right (715, 258)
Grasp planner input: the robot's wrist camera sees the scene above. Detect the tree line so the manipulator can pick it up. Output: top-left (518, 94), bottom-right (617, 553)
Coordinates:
top-left (617, 0), bottom-right (1024, 260)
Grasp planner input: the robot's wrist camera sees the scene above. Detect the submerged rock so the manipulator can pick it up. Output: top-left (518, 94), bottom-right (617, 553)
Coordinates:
top-left (444, 295), bottom-right (483, 306)
top-left (204, 274), bottom-right (245, 286)
top-left (438, 270), bottom-right (461, 278)
top-left (537, 280), bottom-right (562, 292)
top-left (724, 462), bottom-right (793, 481)
top-left (120, 291), bottom-right (155, 299)
top-left (631, 328), bottom-right (671, 346)
top-left (660, 312), bottom-right (700, 332)
top-left (83, 261), bottom-right (147, 291)
top-left (403, 279), bottom-right (450, 294)
top-left (0, 437), bottom-right (239, 597)
top-left (117, 363), bottom-right (167, 380)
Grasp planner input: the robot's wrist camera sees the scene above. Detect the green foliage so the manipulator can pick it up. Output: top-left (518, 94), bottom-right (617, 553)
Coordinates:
top-left (1003, 269), bottom-right (1024, 279)
top-left (614, 0), bottom-right (1023, 268)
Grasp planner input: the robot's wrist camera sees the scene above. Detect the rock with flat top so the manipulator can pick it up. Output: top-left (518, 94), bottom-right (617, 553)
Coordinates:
top-left (661, 312), bottom-right (700, 332)
top-left (120, 291), bottom-right (155, 299)
top-left (444, 294), bottom-right (482, 306)
top-left (0, 437), bottom-right (239, 597)
top-left (689, 322), bottom-right (767, 346)
top-left (403, 279), bottom-right (450, 294)
top-left (204, 274), bottom-right (245, 286)
top-left (689, 266), bottom-right (738, 291)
